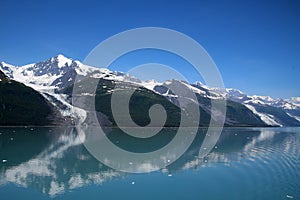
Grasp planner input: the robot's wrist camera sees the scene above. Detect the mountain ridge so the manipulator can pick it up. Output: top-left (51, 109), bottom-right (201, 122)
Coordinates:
top-left (1, 54), bottom-right (299, 127)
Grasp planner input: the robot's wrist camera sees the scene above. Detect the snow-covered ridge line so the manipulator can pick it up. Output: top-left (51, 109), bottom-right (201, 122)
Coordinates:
top-left (0, 54), bottom-right (154, 92)
top-left (0, 54), bottom-right (299, 107)
top-left (1, 54), bottom-right (300, 127)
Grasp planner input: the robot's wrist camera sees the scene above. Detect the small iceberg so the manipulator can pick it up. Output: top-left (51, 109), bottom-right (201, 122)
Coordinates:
top-left (286, 194), bottom-right (294, 199)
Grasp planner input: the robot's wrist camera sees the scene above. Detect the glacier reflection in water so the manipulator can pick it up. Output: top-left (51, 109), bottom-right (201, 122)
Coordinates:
top-left (0, 127), bottom-right (299, 200)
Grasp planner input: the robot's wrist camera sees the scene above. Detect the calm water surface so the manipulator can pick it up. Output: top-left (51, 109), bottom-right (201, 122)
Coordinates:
top-left (0, 127), bottom-right (299, 200)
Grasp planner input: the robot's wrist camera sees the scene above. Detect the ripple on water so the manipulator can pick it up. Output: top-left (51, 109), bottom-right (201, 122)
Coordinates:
top-left (237, 132), bottom-right (300, 199)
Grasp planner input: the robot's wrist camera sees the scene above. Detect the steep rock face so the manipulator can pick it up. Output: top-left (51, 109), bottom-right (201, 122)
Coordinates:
top-left (0, 70), bottom-right (66, 126)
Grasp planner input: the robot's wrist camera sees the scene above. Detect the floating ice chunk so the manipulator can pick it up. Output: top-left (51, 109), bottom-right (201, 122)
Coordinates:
top-left (131, 181), bottom-right (135, 185)
top-left (168, 174), bottom-right (172, 177)
top-left (2, 159), bottom-right (7, 163)
top-left (286, 195), bottom-right (294, 199)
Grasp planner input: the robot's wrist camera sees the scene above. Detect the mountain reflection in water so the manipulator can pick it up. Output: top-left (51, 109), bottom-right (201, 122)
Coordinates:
top-left (0, 127), bottom-right (299, 199)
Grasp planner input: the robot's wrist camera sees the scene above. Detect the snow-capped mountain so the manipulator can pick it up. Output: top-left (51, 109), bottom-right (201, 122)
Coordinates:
top-left (287, 97), bottom-right (300, 107)
top-left (217, 90), bottom-right (300, 126)
top-left (0, 55), bottom-right (132, 92)
top-left (149, 80), bottom-right (300, 126)
top-left (1, 54), bottom-right (299, 127)
top-left (0, 55), bottom-right (146, 123)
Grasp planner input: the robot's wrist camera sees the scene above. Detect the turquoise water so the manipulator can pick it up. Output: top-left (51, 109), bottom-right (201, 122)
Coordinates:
top-left (0, 127), bottom-right (299, 200)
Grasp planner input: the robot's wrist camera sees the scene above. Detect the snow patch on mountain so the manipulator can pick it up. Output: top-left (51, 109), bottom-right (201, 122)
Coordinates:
top-left (139, 79), bottom-right (162, 91)
top-left (0, 61), bottom-right (17, 78)
top-left (286, 113), bottom-right (300, 122)
top-left (245, 104), bottom-right (281, 126)
top-left (54, 54), bottom-right (73, 68)
top-left (286, 97), bottom-right (300, 108)
top-left (74, 62), bottom-right (101, 76)
top-left (181, 81), bottom-right (206, 95)
top-left (41, 93), bottom-right (86, 124)
top-left (243, 95), bottom-right (300, 110)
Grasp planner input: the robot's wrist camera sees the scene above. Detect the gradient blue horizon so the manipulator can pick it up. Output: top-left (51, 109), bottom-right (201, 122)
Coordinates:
top-left (0, 0), bottom-right (299, 98)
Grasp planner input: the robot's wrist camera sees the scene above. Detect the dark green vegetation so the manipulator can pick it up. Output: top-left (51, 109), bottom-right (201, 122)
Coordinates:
top-left (225, 100), bottom-right (266, 126)
top-left (65, 78), bottom-right (268, 127)
top-left (0, 70), bottom-right (63, 126)
top-left (0, 70), bottom-right (9, 81)
top-left (65, 78), bottom-right (183, 127)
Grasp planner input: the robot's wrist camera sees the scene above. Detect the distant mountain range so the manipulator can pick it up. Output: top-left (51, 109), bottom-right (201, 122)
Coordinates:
top-left (1, 54), bottom-right (300, 127)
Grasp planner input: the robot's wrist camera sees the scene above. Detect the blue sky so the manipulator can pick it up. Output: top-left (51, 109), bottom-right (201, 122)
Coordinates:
top-left (0, 0), bottom-right (299, 98)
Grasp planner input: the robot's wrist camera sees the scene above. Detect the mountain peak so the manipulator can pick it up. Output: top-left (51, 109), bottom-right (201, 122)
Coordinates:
top-left (194, 81), bottom-right (204, 86)
top-left (0, 61), bottom-right (14, 67)
top-left (51, 54), bottom-right (73, 68)
top-left (55, 54), bottom-right (67, 59)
